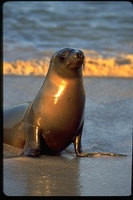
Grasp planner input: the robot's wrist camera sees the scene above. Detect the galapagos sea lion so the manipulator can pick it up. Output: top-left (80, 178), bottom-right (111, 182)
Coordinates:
top-left (4, 47), bottom-right (125, 157)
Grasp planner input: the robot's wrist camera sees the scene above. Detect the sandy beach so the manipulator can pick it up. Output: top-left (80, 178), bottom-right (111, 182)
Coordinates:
top-left (3, 75), bottom-right (133, 196)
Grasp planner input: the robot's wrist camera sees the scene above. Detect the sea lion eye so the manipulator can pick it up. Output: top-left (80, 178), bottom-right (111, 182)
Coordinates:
top-left (61, 51), bottom-right (69, 57)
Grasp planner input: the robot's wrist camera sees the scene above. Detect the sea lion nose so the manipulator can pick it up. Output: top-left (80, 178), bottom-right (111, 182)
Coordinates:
top-left (77, 52), bottom-right (83, 58)
top-left (74, 51), bottom-right (84, 58)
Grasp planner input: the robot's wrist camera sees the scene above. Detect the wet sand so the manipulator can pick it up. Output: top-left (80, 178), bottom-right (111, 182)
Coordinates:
top-left (3, 75), bottom-right (133, 196)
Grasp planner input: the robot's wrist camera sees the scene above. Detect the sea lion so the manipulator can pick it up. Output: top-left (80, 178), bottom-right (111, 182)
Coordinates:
top-left (4, 47), bottom-right (126, 157)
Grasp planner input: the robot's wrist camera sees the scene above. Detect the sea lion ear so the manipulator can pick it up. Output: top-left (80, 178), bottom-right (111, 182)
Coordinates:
top-left (83, 57), bottom-right (86, 69)
top-left (50, 56), bottom-right (54, 63)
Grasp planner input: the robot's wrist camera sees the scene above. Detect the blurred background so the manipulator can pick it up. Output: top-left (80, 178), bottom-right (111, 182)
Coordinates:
top-left (3, 1), bottom-right (132, 61)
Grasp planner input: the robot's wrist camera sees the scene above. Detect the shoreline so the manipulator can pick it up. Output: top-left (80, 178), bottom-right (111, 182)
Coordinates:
top-left (3, 53), bottom-right (133, 78)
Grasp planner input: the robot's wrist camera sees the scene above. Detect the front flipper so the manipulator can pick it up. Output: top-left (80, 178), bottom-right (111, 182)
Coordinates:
top-left (74, 123), bottom-right (126, 157)
top-left (23, 123), bottom-right (41, 157)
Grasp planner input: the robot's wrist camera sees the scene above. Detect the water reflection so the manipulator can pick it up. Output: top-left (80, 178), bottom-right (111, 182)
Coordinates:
top-left (4, 144), bottom-right (131, 196)
top-left (4, 152), bottom-right (81, 196)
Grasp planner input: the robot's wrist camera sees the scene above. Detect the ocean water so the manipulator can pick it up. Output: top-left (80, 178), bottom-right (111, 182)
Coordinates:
top-left (3, 1), bottom-right (132, 61)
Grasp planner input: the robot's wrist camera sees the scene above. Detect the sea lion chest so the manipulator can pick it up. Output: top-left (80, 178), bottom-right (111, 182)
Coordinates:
top-left (27, 75), bottom-right (85, 152)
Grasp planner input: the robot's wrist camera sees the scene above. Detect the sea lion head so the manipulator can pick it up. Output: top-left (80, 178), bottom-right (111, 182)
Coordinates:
top-left (49, 47), bottom-right (85, 78)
